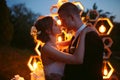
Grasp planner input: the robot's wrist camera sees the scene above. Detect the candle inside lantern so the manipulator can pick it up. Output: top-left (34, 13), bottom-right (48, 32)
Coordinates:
top-left (102, 60), bottom-right (114, 79)
top-left (33, 59), bottom-right (37, 71)
top-left (103, 66), bottom-right (108, 76)
top-left (99, 25), bottom-right (106, 34)
top-left (57, 19), bottom-right (61, 26)
top-left (57, 36), bottom-right (63, 42)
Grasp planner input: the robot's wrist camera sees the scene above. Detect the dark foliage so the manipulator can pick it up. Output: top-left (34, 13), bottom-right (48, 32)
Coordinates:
top-left (0, 0), bottom-right (13, 46)
top-left (9, 3), bottom-right (40, 49)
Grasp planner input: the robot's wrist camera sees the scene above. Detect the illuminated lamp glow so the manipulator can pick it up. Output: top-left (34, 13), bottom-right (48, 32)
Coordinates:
top-left (33, 59), bottom-right (37, 71)
top-left (94, 18), bottom-right (114, 35)
top-left (57, 19), bottom-right (62, 26)
top-left (103, 62), bottom-right (108, 76)
top-left (104, 68), bottom-right (108, 76)
top-left (27, 56), bottom-right (43, 71)
top-left (103, 61), bottom-right (114, 79)
top-left (99, 25), bottom-right (106, 33)
top-left (57, 36), bottom-right (63, 42)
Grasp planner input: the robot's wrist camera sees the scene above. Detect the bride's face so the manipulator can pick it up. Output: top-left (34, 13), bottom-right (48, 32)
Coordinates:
top-left (52, 20), bottom-right (61, 35)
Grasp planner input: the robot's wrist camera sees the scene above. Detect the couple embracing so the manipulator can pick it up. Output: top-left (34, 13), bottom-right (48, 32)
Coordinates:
top-left (32, 2), bottom-right (104, 80)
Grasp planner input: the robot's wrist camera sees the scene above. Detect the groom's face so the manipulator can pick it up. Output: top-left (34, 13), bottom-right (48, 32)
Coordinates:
top-left (59, 13), bottom-right (74, 31)
top-left (52, 20), bottom-right (61, 35)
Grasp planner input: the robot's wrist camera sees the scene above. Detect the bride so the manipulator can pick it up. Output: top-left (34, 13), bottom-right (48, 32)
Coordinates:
top-left (32, 16), bottom-right (90, 80)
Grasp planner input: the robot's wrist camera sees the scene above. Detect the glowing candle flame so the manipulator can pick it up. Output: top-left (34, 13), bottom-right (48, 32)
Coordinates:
top-left (57, 19), bottom-right (61, 26)
top-left (104, 68), bottom-right (108, 76)
top-left (33, 59), bottom-right (37, 71)
top-left (99, 25), bottom-right (106, 33)
top-left (57, 36), bottom-right (62, 42)
top-left (102, 61), bottom-right (114, 79)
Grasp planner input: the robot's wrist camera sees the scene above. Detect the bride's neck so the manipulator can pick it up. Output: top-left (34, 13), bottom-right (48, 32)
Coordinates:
top-left (48, 34), bottom-right (56, 46)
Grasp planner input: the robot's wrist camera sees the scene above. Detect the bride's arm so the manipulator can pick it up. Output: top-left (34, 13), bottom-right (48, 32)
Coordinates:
top-left (42, 27), bottom-right (93, 64)
top-left (42, 43), bottom-right (77, 64)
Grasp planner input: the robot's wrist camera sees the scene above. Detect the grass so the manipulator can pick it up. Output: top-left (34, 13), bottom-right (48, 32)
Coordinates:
top-left (0, 46), bottom-right (35, 80)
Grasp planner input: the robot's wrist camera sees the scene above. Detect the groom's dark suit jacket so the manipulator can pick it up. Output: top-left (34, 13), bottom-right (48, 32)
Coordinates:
top-left (62, 31), bottom-right (104, 80)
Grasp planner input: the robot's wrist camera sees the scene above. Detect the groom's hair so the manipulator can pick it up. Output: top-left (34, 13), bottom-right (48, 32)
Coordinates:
top-left (58, 2), bottom-right (80, 17)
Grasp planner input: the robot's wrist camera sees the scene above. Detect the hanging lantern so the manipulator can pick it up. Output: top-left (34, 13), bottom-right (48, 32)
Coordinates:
top-left (27, 56), bottom-right (43, 71)
top-left (87, 10), bottom-right (99, 22)
top-left (103, 47), bottom-right (112, 59)
top-left (102, 37), bottom-right (113, 48)
top-left (94, 18), bottom-right (114, 36)
top-left (27, 56), bottom-right (45, 80)
top-left (102, 60), bottom-right (114, 79)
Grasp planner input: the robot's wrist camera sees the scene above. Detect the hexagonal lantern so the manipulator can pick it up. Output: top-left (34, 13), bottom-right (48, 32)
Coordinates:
top-left (28, 55), bottom-right (45, 80)
top-left (72, 1), bottom-right (84, 15)
top-left (102, 37), bottom-right (113, 48)
top-left (102, 60), bottom-right (114, 79)
top-left (103, 47), bottom-right (112, 59)
top-left (94, 18), bottom-right (114, 36)
top-left (27, 55), bottom-right (43, 71)
top-left (87, 10), bottom-right (99, 22)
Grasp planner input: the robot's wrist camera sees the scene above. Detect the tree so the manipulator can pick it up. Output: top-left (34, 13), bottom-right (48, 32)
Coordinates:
top-left (10, 3), bottom-right (40, 49)
top-left (0, 0), bottom-right (13, 46)
top-left (82, 3), bottom-right (116, 22)
top-left (92, 3), bottom-right (115, 22)
top-left (110, 22), bottom-right (120, 51)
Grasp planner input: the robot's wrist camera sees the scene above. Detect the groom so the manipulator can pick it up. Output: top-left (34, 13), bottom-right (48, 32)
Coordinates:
top-left (58, 2), bottom-right (104, 80)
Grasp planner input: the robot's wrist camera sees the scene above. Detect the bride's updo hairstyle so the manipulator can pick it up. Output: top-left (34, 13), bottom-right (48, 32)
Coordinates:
top-left (34, 16), bottom-right (53, 43)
